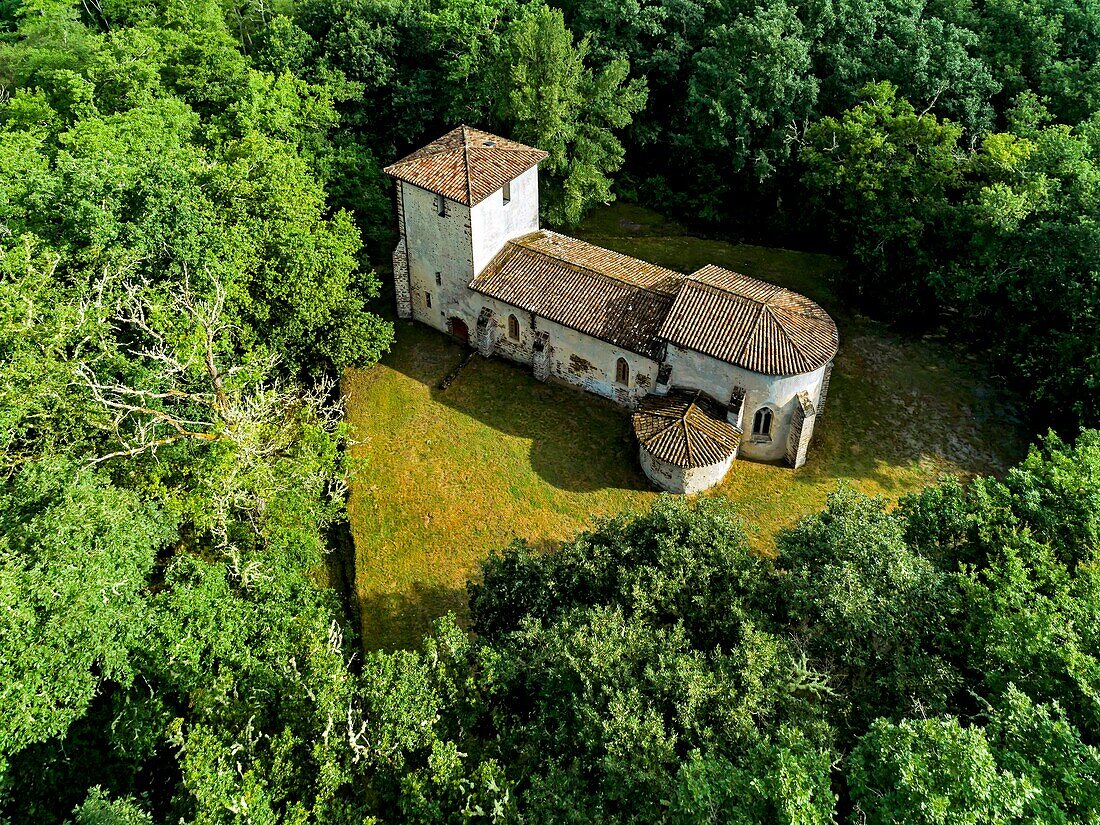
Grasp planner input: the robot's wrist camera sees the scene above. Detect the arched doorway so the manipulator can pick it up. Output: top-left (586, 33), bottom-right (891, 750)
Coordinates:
top-left (447, 316), bottom-right (469, 345)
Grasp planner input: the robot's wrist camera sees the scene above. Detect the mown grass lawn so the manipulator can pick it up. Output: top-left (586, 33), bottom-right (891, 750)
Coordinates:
top-left (345, 204), bottom-right (1026, 650)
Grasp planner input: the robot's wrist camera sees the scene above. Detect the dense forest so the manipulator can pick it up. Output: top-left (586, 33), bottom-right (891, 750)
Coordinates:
top-left (2, 0), bottom-right (1099, 821)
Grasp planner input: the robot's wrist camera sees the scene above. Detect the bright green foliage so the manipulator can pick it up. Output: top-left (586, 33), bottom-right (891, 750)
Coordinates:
top-left (803, 84), bottom-right (1100, 429)
top-left (471, 495), bottom-right (771, 646)
top-left (0, 464), bottom-right (174, 769)
top-left (493, 3), bottom-right (647, 225)
top-left (687, 0), bottom-right (818, 185)
top-left (848, 716), bottom-right (1032, 824)
top-left (0, 0), bottom-right (393, 375)
top-left (952, 120), bottom-right (1100, 429)
top-left (812, 0), bottom-right (999, 133)
top-left (425, 0), bottom-right (518, 124)
top-left (901, 435), bottom-right (1100, 736)
top-left (777, 486), bottom-right (960, 734)
top-left (976, 0), bottom-right (1100, 122)
top-left (801, 83), bottom-right (965, 314)
top-left (988, 687), bottom-right (1100, 821)
top-left (470, 497), bottom-right (835, 822)
top-left (850, 691), bottom-right (1100, 823)
top-left (668, 733), bottom-right (836, 825)
top-left (70, 789), bottom-right (155, 825)
top-left (2, 0), bottom-right (1100, 816)
top-left (457, 432), bottom-right (1100, 821)
top-left (295, 0), bottom-right (648, 228)
top-left (0, 0), bottom-right (395, 820)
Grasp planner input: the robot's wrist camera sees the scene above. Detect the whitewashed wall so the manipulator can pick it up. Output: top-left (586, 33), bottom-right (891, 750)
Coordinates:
top-left (537, 317), bottom-right (659, 406)
top-left (470, 166), bottom-right (540, 275)
top-left (663, 345), bottom-right (828, 462)
top-left (400, 167), bottom-right (540, 343)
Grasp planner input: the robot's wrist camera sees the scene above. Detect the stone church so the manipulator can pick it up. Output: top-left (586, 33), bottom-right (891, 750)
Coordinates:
top-left (383, 126), bottom-right (839, 493)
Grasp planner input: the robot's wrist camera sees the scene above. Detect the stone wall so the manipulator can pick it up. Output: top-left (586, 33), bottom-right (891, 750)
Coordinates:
top-left (817, 359), bottom-right (834, 418)
top-left (475, 307), bottom-right (498, 357)
top-left (392, 183), bottom-right (412, 319)
top-left (785, 390), bottom-right (817, 469)
top-left (401, 181), bottom-right (475, 337)
top-left (462, 294), bottom-right (659, 408)
top-left (534, 316), bottom-right (658, 408)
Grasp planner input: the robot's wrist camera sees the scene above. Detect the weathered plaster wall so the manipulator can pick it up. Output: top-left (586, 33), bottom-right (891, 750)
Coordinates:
top-left (470, 166), bottom-right (540, 275)
top-left (400, 181), bottom-right (475, 338)
top-left (462, 296), bottom-right (658, 407)
top-left (534, 316), bottom-right (658, 407)
top-left (639, 446), bottom-right (735, 493)
top-left (663, 345), bottom-right (827, 463)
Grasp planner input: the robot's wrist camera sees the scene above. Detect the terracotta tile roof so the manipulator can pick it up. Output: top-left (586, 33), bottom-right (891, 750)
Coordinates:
top-left (471, 231), bottom-right (679, 359)
top-left (382, 125), bottom-right (549, 207)
top-left (512, 232), bottom-right (683, 295)
top-left (659, 265), bottom-right (839, 375)
top-left (633, 389), bottom-right (741, 468)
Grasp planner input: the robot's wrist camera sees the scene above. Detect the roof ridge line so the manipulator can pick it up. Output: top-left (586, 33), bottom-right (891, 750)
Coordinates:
top-left (383, 143), bottom-right (454, 168)
top-left (517, 234), bottom-right (682, 297)
top-left (640, 418), bottom-right (681, 447)
top-left (681, 418), bottom-right (693, 465)
top-left (734, 303), bottom-right (769, 366)
top-left (764, 304), bottom-right (811, 368)
top-left (768, 299), bottom-right (829, 321)
top-left (686, 275), bottom-right (766, 305)
top-left (461, 126), bottom-right (474, 206)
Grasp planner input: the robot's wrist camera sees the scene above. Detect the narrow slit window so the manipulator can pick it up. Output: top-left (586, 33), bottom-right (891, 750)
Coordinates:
top-left (615, 357), bottom-right (630, 385)
top-left (502, 180), bottom-right (511, 204)
top-left (508, 314), bottom-right (520, 340)
top-left (437, 195), bottom-right (446, 217)
top-left (752, 407), bottom-right (772, 437)
top-left (435, 272), bottom-right (442, 285)
top-left (425, 292), bottom-right (432, 308)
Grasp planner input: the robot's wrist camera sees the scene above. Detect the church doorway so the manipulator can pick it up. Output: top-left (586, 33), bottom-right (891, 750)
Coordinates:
top-left (447, 317), bottom-right (469, 345)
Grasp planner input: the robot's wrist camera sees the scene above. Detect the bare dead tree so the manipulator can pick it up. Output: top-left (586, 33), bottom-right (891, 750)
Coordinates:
top-left (77, 268), bottom-right (350, 577)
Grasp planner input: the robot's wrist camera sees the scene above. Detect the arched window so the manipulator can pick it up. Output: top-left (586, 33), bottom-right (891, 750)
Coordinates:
top-left (752, 407), bottom-right (773, 437)
top-left (508, 314), bottom-right (520, 340)
top-left (615, 358), bottom-right (630, 385)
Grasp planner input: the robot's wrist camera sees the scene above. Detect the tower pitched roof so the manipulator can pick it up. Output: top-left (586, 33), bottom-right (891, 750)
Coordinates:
top-left (382, 126), bottom-right (549, 206)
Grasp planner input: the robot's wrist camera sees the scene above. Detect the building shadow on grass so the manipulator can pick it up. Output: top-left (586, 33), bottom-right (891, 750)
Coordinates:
top-left (382, 318), bottom-right (1024, 498)
top-left (385, 321), bottom-right (654, 494)
top-left (359, 579), bottom-right (471, 652)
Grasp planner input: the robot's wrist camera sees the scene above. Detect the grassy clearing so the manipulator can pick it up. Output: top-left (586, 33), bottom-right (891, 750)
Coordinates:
top-left (345, 204), bottom-right (1026, 650)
